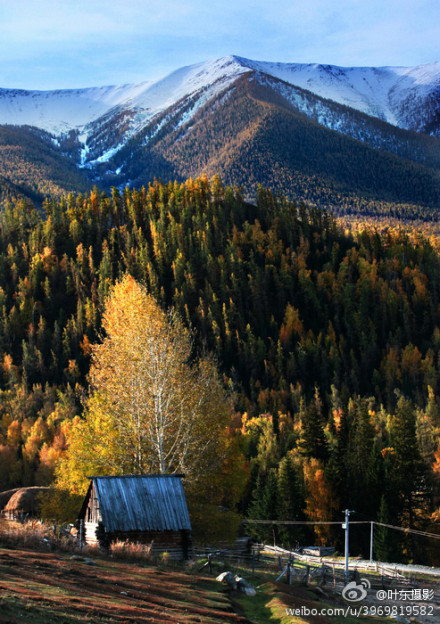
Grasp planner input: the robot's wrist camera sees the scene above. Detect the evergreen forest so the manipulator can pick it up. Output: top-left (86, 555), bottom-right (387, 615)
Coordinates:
top-left (1, 176), bottom-right (440, 563)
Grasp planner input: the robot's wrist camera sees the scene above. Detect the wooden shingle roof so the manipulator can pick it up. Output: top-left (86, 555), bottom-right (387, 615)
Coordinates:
top-left (83, 474), bottom-right (191, 533)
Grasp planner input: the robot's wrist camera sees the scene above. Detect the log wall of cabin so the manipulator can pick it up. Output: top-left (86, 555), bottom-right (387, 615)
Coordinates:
top-left (81, 526), bottom-right (191, 559)
top-left (84, 521), bottom-right (99, 544)
top-left (85, 484), bottom-right (101, 524)
top-left (110, 529), bottom-right (192, 559)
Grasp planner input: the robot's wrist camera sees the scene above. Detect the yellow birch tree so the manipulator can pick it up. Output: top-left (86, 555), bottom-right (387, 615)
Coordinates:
top-left (57, 275), bottom-right (242, 511)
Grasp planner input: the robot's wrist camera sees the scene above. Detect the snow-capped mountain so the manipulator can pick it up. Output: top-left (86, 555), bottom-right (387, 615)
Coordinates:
top-left (0, 57), bottom-right (249, 160)
top-left (234, 57), bottom-right (440, 133)
top-left (1, 55), bottom-right (439, 166)
top-left (1, 55), bottom-right (440, 215)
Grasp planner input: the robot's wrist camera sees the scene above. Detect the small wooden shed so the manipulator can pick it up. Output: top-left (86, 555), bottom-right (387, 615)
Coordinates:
top-left (77, 474), bottom-right (192, 559)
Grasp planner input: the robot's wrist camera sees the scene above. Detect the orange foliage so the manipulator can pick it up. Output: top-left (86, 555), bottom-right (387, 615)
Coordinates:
top-left (433, 446), bottom-right (440, 476)
top-left (303, 458), bottom-right (339, 545)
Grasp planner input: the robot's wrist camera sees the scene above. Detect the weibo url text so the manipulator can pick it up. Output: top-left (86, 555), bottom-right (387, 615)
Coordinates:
top-left (285, 605), bottom-right (435, 618)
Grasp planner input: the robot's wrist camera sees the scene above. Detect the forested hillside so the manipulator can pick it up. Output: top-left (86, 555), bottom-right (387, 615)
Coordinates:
top-left (2, 70), bottom-right (440, 225)
top-left (0, 177), bottom-right (439, 562)
top-left (106, 76), bottom-right (440, 220)
top-left (0, 125), bottom-right (91, 207)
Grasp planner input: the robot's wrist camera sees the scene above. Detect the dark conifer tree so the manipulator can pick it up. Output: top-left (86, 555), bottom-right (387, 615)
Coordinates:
top-left (302, 388), bottom-right (328, 460)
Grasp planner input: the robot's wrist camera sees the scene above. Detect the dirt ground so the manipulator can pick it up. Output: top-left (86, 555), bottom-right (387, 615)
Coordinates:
top-left (0, 546), bottom-right (249, 624)
top-left (2, 544), bottom-right (439, 624)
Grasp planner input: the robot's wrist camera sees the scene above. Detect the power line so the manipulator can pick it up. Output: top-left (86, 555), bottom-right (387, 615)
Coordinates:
top-left (242, 518), bottom-right (440, 540)
top-left (242, 519), bottom-right (369, 525)
top-left (374, 521), bottom-right (440, 541)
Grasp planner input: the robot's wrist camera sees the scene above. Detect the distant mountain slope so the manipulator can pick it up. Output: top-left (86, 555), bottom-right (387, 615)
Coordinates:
top-left (234, 57), bottom-right (440, 135)
top-left (0, 57), bottom-right (249, 151)
top-left (0, 125), bottom-right (91, 205)
top-left (101, 75), bottom-right (440, 215)
top-left (0, 55), bottom-right (440, 215)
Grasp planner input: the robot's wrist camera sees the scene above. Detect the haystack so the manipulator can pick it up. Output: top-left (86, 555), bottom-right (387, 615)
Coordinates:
top-left (0, 488), bottom-right (21, 512)
top-left (4, 487), bottom-right (50, 518)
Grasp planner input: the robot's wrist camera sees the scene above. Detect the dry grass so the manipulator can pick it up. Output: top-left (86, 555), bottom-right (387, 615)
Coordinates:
top-left (110, 539), bottom-right (153, 562)
top-left (0, 517), bottom-right (78, 554)
top-left (0, 545), bottom-right (249, 624)
top-left (0, 519), bottom-right (181, 566)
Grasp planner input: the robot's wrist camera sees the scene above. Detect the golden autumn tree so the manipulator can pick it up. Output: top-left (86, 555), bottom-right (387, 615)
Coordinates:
top-left (57, 275), bottom-right (245, 537)
top-left (303, 458), bottom-right (339, 545)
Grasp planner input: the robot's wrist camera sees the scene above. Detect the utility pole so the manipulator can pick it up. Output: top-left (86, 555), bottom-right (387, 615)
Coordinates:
top-left (370, 521), bottom-right (374, 563)
top-left (342, 509), bottom-right (354, 584)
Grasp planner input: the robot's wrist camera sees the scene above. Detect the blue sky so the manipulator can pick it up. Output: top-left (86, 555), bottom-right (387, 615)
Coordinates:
top-left (1, 0), bottom-right (439, 89)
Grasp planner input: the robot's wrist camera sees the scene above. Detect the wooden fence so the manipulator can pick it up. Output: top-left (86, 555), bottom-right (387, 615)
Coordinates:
top-left (263, 544), bottom-right (412, 580)
top-left (194, 543), bottom-right (423, 591)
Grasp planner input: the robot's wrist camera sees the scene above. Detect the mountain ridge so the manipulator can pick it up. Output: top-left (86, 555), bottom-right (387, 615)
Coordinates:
top-left (1, 55), bottom-right (440, 217)
top-left (232, 56), bottom-right (440, 131)
top-left (1, 55), bottom-right (440, 142)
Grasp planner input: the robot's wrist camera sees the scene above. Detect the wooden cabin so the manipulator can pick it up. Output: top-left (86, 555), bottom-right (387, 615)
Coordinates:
top-left (77, 474), bottom-right (192, 559)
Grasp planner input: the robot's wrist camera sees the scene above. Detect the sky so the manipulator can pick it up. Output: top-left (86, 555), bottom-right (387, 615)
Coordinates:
top-left (0, 0), bottom-right (439, 90)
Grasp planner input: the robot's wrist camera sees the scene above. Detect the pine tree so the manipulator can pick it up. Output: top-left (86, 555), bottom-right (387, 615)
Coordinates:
top-left (247, 470), bottom-right (278, 543)
top-left (301, 388), bottom-right (328, 460)
top-left (389, 396), bottom-right (427, 560)
top-left (276, 455), bottom-right (305, 547)
top-left (390, 397), bottom-right (425, 524)
top-left (374, 494), bottom-right (392, 563)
